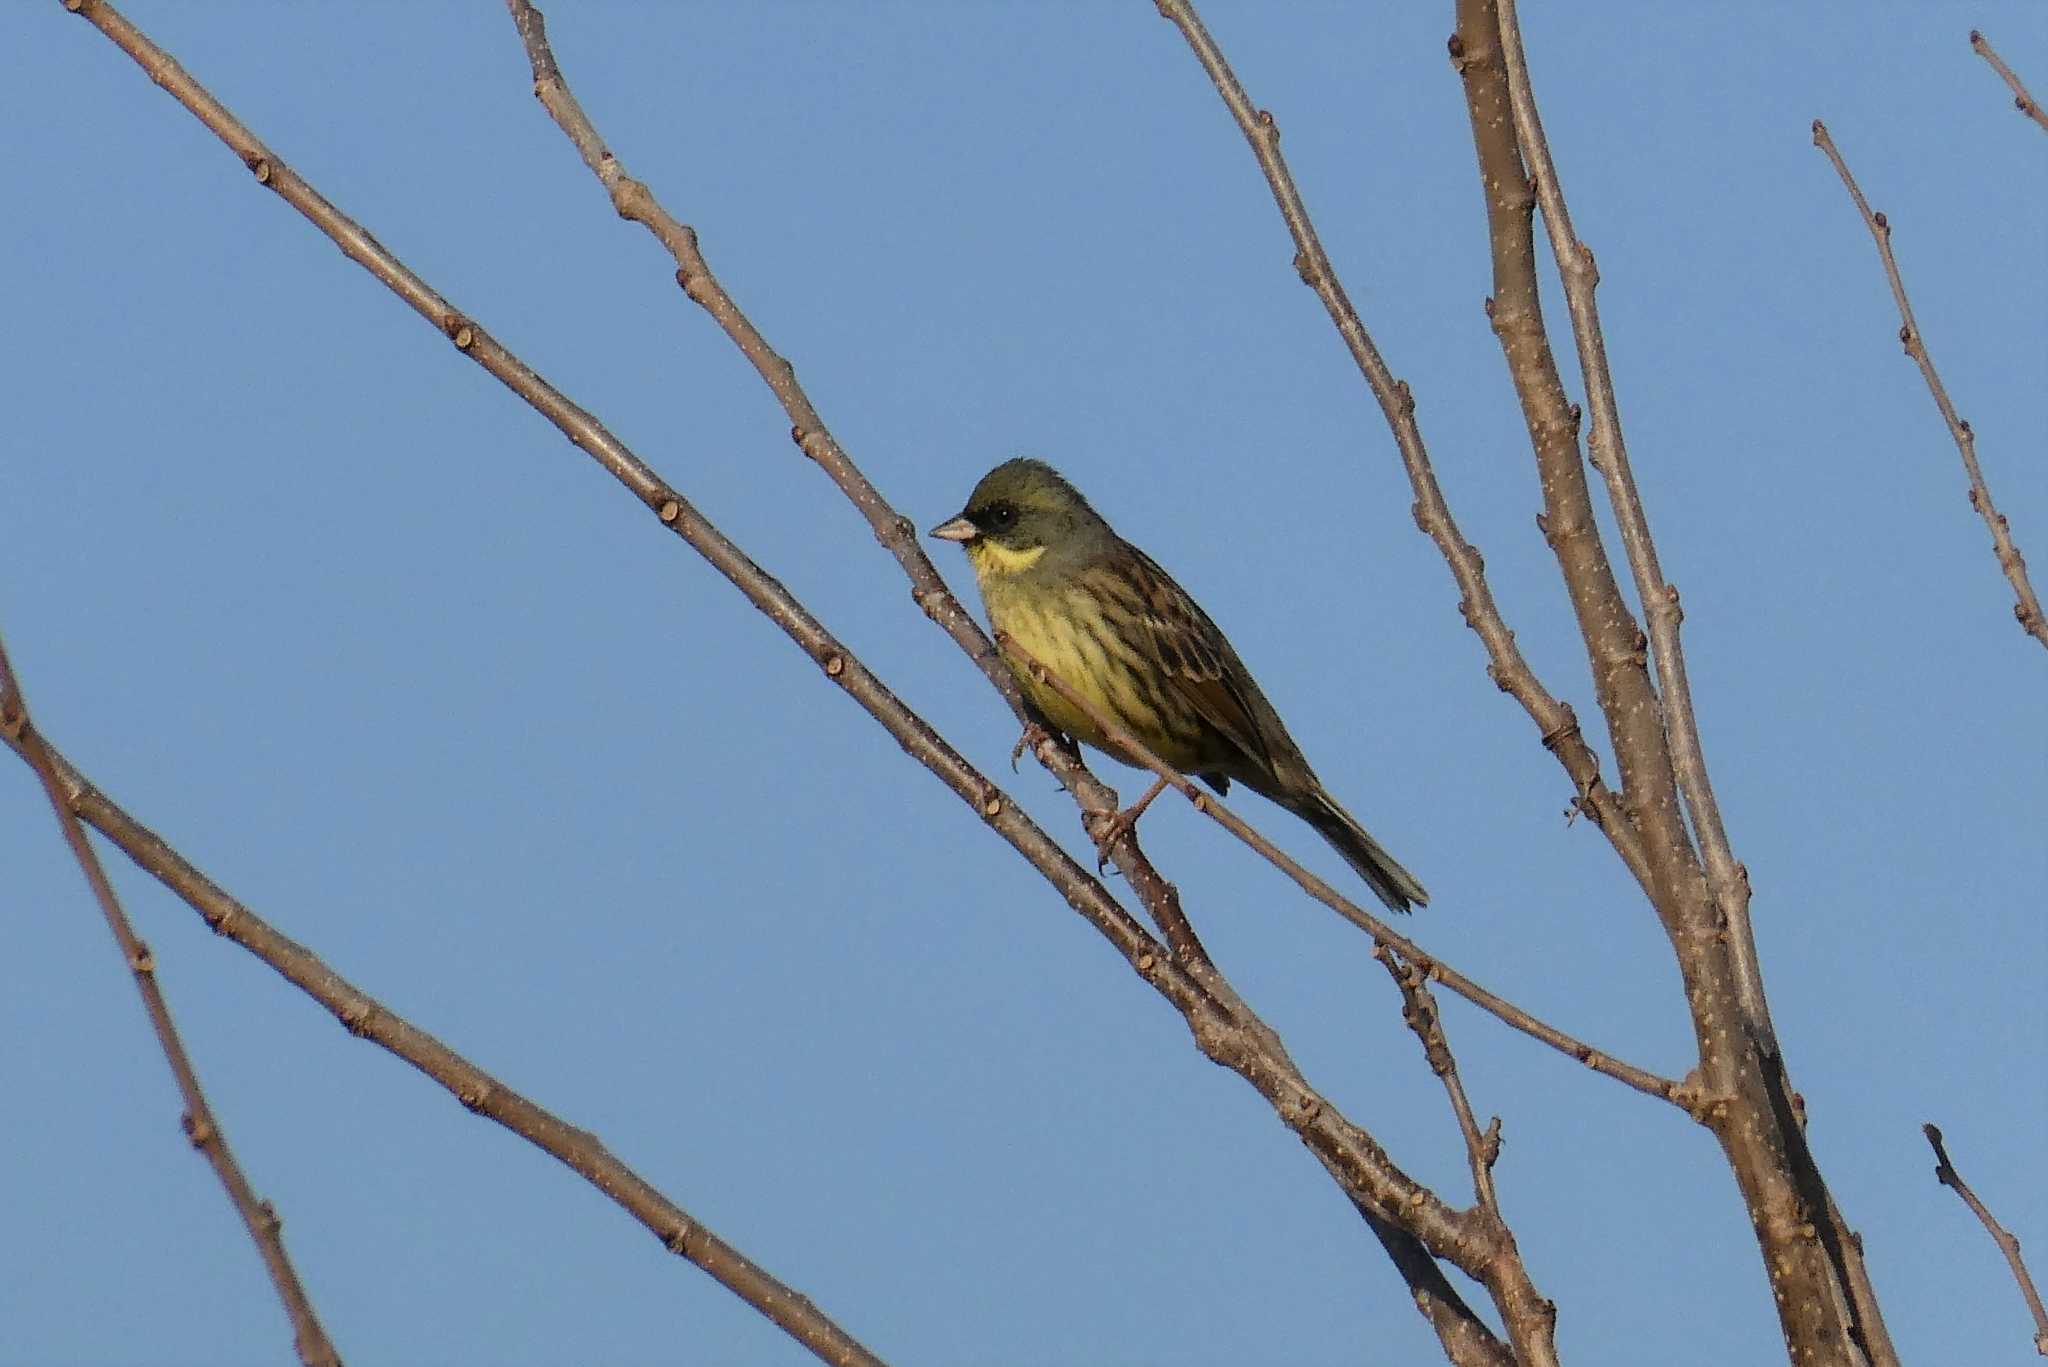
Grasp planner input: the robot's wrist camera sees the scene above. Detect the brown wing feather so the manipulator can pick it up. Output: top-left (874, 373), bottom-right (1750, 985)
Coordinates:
top-left (1125, 546), bottom-right (1275, 776)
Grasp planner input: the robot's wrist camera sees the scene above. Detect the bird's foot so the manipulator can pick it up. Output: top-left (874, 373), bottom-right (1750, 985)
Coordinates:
top-left (1084, 773), bottom-right (1171, 871)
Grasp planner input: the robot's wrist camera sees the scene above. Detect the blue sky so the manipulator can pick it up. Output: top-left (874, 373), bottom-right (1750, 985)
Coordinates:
top-left (3, 4), bottom-right (2043, 1364)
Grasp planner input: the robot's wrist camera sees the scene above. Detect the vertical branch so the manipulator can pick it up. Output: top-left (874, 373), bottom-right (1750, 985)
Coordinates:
top-left (1811, 120), bottom-right (2048, 654)
top-left (1465, 3), bottom-right (1900, 1362)
top-left (1376, 949), bottom-right (1502, 1217)
top-left (1489, 0), bottom-right (1773, 1048)
top-left (0, 633), bottom-right (343, 1367)
top-left (1445, 0), bottom-right (1695, 927)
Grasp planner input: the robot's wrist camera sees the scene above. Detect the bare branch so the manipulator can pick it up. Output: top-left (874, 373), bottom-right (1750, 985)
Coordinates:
top-left (1376, 949), bottom-right (1502, 1217)
top-left (1971, 30), bottom-right (2048, 135)
top-left (1471, 3), bottom-right (1897, 1359)
top-left (1366, 954), bottom-right (1544, 1367)
top-left (495, 0), bottom-right (1217, 972)
top-left (1489, 0), bottom-right (1775, 1049)
top-left (1001, 631), bottom-right (1684, 1108)
top-left (1812, 119), bottom-right (2048, 654)
top-left (12, 683), bottom-right (1521, 1367)
top-left (0, 634), bottom-right (342, 1367)
top-left (1, 727), bottom-right (891, 1367)
top-left (1924, 1124), bottom-right (2048, 1355)
top-left (1007, 621), bottom-right (1569, 1365)
top-left (1353, 1210), bottom-right (1518, 1367)
top-left (1444, 2), bottom-right (1684, 934)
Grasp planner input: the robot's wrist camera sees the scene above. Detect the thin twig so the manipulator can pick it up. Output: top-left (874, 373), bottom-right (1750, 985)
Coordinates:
top-left (1924, 1124), bottom-right (2048, 1355)
top-left (1491, 0), bottom-right (1776, 1052)
top-left (0, 634), bottom-right (342, 1367)
top-left (1813, 119), bottom-right (2048, 653)
top-left (1375, 948), bottom-right (1502, 1216)
top-left (57, 1), bottom-right (1545, 1333)
top-left (1971, 30), bottom-right (2048, 134)
top-left (1150, 0), bottom-right (1657, 914)
top-left (497, 0), bottom-right (1215, 973)
top-left (1, 727), bottom-right (889, 1367)
top-left (1000, 630), bottom-right (1685, 1108)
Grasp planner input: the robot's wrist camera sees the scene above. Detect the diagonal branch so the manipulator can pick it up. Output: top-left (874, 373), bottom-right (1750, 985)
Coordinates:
top-left (54, 0), bottom-right (1178, 992)
top-left (0, 634), bottom-right (343, 1367)
top-left (1008, 629), bottom-right (1563, 1365)
top-left (1923, 1124), bottom-right (2048, 1356)
top-left (0, 726), bottom-right (890, 1367)
top-left (1000, 632), bottom-right (1684, 1108)
top-left (1812, 119), bottom-right (2048, 654)
top-left (1971, 30), bottom-right (2048, 135)
top-left (495, 0), bottom-right (1216, 972)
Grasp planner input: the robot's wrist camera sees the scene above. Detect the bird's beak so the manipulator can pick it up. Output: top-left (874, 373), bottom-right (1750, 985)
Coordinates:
top-left (928, 515), bottom-right (978, 543)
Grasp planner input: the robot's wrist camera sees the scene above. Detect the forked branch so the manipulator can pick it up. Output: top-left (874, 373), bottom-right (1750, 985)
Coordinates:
top-left (1490, 0), bottom-right (1774, 1050)
top-left (1471, 3), bottom-right (1895, 1358)
top-left (0, 723), bottom-right (890, 1367)
top-left (0, 633), bottom-right (342, 1367)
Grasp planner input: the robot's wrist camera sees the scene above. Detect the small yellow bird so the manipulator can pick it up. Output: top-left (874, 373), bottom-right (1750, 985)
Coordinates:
top-left (931, 458), bottom-right (1427, 913)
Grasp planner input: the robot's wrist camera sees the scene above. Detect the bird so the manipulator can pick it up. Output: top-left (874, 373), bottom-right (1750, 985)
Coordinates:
top-left (929, 457), bottom-right (1427, 913)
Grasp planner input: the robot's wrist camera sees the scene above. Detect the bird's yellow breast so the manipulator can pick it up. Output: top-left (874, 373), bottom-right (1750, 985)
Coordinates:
top-left (984, 580), bottom-right (1211, 774)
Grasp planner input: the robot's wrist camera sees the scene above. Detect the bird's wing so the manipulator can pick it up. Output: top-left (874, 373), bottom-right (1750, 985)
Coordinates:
top-left (1126, 546), bottom-right (1275, 774)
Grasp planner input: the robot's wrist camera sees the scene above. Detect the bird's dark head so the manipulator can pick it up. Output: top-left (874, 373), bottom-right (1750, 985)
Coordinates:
top-left (928, 458), bottom-right (1106, 577)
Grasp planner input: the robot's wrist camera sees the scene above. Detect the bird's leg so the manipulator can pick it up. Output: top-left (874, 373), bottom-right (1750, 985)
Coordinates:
top-left (1087, 773), bottom-right (1171, 870)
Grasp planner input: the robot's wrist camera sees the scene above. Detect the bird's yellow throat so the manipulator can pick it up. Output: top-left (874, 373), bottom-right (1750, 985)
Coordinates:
top-left (967, 540), bottom-right (1049, 578)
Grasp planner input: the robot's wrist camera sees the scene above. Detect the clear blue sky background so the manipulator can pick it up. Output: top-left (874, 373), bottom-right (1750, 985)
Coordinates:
top-left (3, 4), bottom-right (2043, 1365)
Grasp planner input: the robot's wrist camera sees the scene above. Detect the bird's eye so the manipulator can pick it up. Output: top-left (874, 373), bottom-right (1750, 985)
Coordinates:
top-left (986, 502), bottom-right (1018, 529)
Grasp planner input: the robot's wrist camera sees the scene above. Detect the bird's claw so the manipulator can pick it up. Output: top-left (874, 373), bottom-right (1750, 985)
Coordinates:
top-left (1086, 806), bottom-right (1139, 873)
top-left (1084, 774), bottom-right (1172, 872)
top-left (1010, 721), bottom-right (1054, 771)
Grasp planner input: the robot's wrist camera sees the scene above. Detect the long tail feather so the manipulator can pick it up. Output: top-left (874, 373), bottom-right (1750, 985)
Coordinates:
top-left (1296, 787), bottom-right (1428, 914)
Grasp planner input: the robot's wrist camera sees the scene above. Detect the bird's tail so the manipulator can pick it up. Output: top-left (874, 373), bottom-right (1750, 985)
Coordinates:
top-left (1294, 785), bottom-right (1428, 914)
